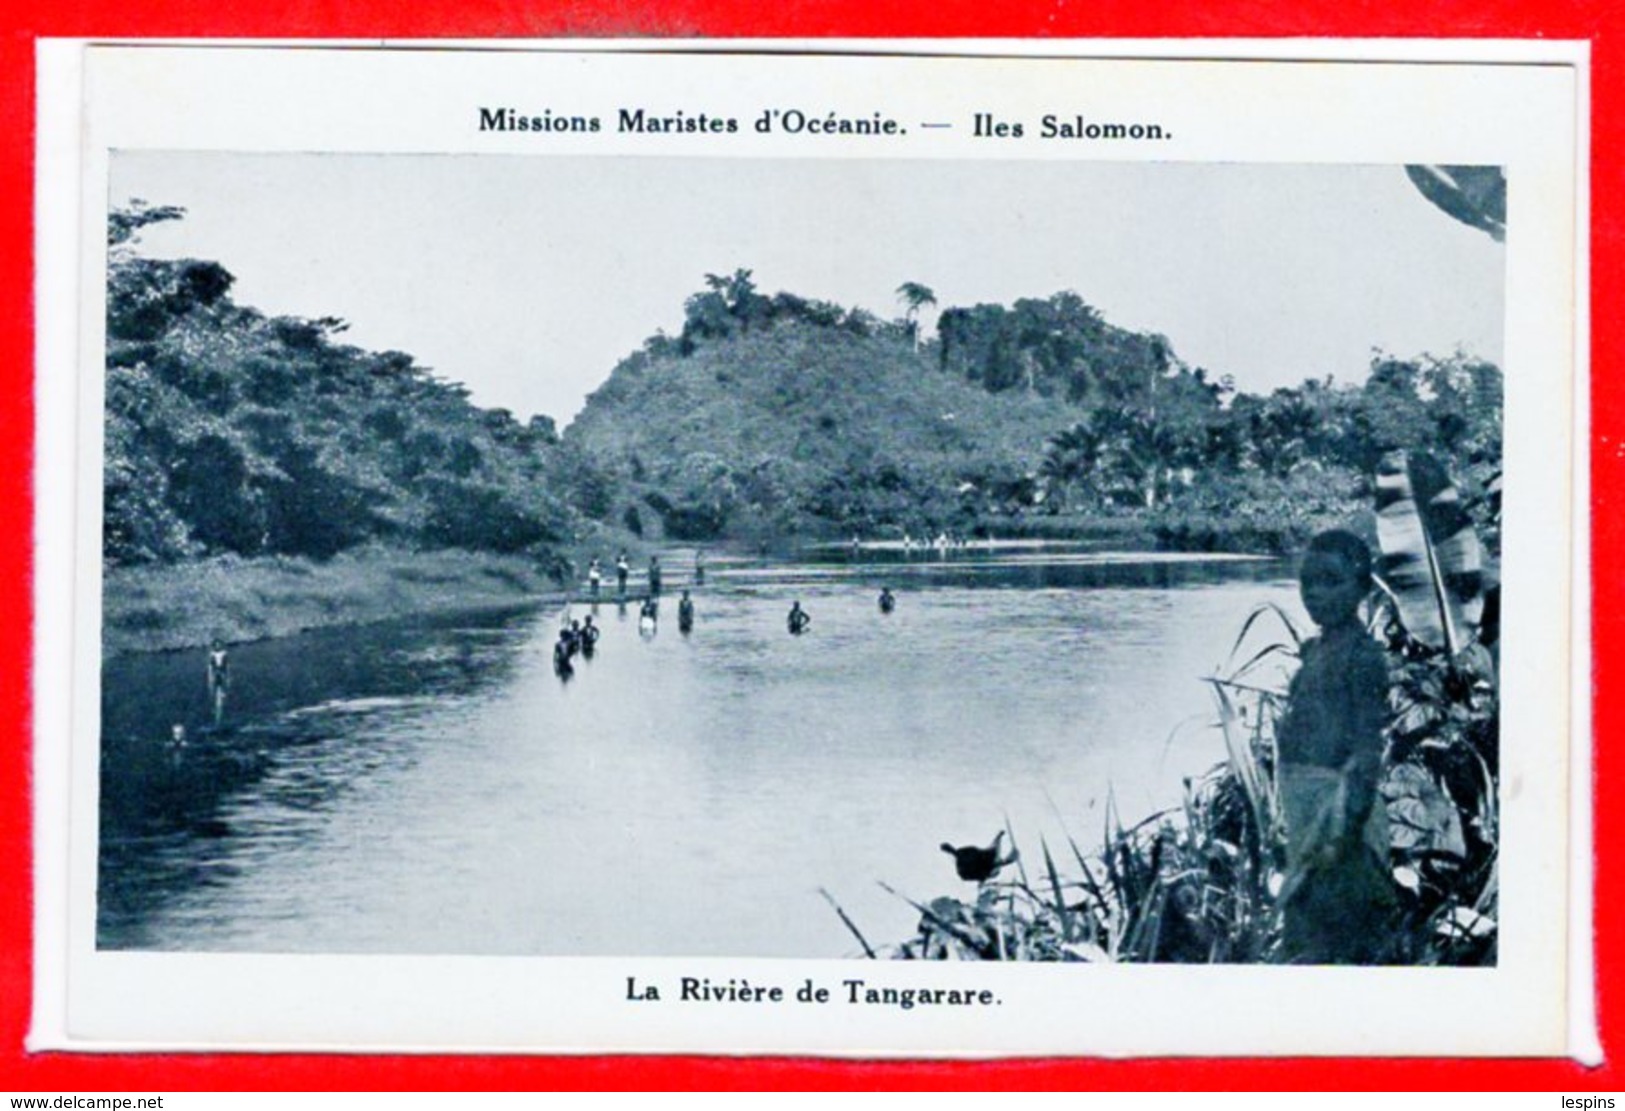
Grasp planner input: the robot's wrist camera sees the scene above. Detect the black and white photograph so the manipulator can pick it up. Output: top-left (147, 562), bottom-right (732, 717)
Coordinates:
top-left (36, 42), bottom-right (1583, 1056)
top-left (94, 152), bottom-right (1508, 967)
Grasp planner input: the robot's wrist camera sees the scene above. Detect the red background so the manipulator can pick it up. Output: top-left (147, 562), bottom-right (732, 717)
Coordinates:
top-left (0, 0), bottom-right (1614, 1092)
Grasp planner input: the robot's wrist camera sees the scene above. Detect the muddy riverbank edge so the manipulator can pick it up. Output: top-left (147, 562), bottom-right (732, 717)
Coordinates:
top-left (102, 546), bottom-right (565, 658)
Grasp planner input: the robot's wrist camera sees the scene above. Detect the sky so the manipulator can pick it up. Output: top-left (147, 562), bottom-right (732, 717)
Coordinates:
top-left (110, 153), bottom-right (1505, 426)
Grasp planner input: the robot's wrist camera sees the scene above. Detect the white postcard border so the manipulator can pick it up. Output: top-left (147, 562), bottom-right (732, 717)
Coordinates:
top-left (33, 39), bottom-right (1591, 1058)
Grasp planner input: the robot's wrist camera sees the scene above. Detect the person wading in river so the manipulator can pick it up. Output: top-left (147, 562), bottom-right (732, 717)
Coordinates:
top-left (787, 601), bottom-right (811, 636)
top-left (166, 723), bottom-right (189, 767)
top-left (206, 638), bottom-right (230, 726)
top-left (553, 628), bottom-right (575, 679)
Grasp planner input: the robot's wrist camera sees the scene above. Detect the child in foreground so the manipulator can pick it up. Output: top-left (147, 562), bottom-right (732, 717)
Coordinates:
top-left (1274, 529), bottom-right (1397, 964)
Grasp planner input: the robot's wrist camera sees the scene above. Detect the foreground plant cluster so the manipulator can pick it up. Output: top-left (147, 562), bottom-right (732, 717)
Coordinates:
top-left (848, 452), bottom-right (1500, 966)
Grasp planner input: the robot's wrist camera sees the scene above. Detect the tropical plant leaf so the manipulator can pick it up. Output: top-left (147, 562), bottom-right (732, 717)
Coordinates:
top-left (1224, 602), bottom-right (1304, 664)
top-left (1381, 761), bottom-right (1467, 860)
top-left (1207, 679), bottom-right (1270, 852)
top-left (1404, 165), bottom-right (1506, 242)
top-left (1041, 839), bottom-right (1077, 943)
top-left (1004, 814), bottom-right (1033, 890)
top-left (1225, 641), bottom-right (1298, 687)
top-left (880, 883), bottom-right (994, 958)
top-left (1060, 940), bottom-right (1113, 963)
top-left (1373, 449), bottom-right (1486, 654)
top-left (817, 887), bottom-right (877, 959)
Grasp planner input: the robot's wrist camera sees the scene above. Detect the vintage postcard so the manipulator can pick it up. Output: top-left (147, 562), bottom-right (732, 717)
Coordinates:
top-left (32, 40), bottom-right (1589, 1056)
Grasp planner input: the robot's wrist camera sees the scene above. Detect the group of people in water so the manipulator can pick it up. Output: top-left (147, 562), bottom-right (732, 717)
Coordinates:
top-left (553, 551), bottom-right (900, 677)
top-left (557, 551), bottom-right (691, 679)
top-left (551, 614), bottom-right (602, 678)
top-left (164, 637), bottom-right (232, 764)
top-left (854, 531), bottom-right (985, 556)
top-left (586, 550), bottom-right (702, 604)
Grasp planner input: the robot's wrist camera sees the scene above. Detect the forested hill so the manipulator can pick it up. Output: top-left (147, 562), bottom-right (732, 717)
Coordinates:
top-left (562, 271), bottom-right (1222, 542)
top-left (565, 321), bottom-right (1079, 541)
top-left (564, 269), bottom-right (1502, 549)
top-left (104, 203), bottom-right (576, 570)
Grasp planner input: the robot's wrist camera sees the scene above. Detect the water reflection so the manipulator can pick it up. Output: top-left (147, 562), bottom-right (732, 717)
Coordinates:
top-left (98, 610), bottom-right (532, 947)
top-left (98, 553), bottom-right (1296, 956)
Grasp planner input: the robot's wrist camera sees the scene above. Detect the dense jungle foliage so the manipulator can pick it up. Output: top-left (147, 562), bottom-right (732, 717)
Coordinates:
top-left (104, 202), bottom-right (575, 570)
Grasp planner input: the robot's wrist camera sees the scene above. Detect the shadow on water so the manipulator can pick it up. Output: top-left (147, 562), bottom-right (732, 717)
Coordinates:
top-left (97, 605), bottom-right (538, 946)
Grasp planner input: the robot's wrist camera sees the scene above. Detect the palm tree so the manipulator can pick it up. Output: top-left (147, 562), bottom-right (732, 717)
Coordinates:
top-left (1041, 419), bottom-right (1106, 510)
top-left (895, 281), bottom-right (937, 350)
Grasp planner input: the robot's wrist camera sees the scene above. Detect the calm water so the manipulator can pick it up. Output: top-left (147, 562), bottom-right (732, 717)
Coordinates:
top-left (98, 547), bottom-right (1299, 957)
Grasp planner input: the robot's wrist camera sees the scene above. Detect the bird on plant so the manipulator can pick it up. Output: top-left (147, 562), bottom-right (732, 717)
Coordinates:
top-left (940, 831), bottom-right (1016, 883)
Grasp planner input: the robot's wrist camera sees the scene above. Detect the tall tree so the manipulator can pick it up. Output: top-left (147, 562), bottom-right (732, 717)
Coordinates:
top-left (1041, 419), bottom-right (1107, 510)
top-left (895, 281), bottom-right (937, 349)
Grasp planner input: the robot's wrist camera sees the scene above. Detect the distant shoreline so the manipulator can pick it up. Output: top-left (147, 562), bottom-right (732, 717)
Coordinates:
top-left (795, 511), bottom-right (1327, 558)
top-left (806, 536), bottom-right (1271, 557)
top-left (808, 537), bottom-right (1091, 553)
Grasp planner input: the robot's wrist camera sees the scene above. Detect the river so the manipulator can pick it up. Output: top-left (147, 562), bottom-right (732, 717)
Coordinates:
top-left (97, 545), bottom-right (1301, 957)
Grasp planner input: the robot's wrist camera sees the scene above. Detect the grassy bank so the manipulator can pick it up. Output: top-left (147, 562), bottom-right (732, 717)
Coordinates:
top-left (103, 545), bottom-right (562, 657)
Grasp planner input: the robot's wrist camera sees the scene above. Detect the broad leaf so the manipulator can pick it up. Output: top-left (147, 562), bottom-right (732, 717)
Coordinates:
top-left (1405, 165), bottom-right (1506, 242)
top-left (1382, 761), bottom-right (1467, 860)
top-left (1373, 449), bottom-right (1486, 654)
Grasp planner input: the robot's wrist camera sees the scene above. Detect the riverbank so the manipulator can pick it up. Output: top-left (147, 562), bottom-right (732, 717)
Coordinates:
top-left (103, 545), bottom-right (562, 657)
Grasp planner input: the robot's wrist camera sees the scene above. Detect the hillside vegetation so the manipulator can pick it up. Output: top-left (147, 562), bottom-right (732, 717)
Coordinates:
top-left (565, 320), bottom-right (1076, 542)
top-left (104, 202), bottom-right (576, 573)
top-left (563, 269), bottom-right (1501, 552)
